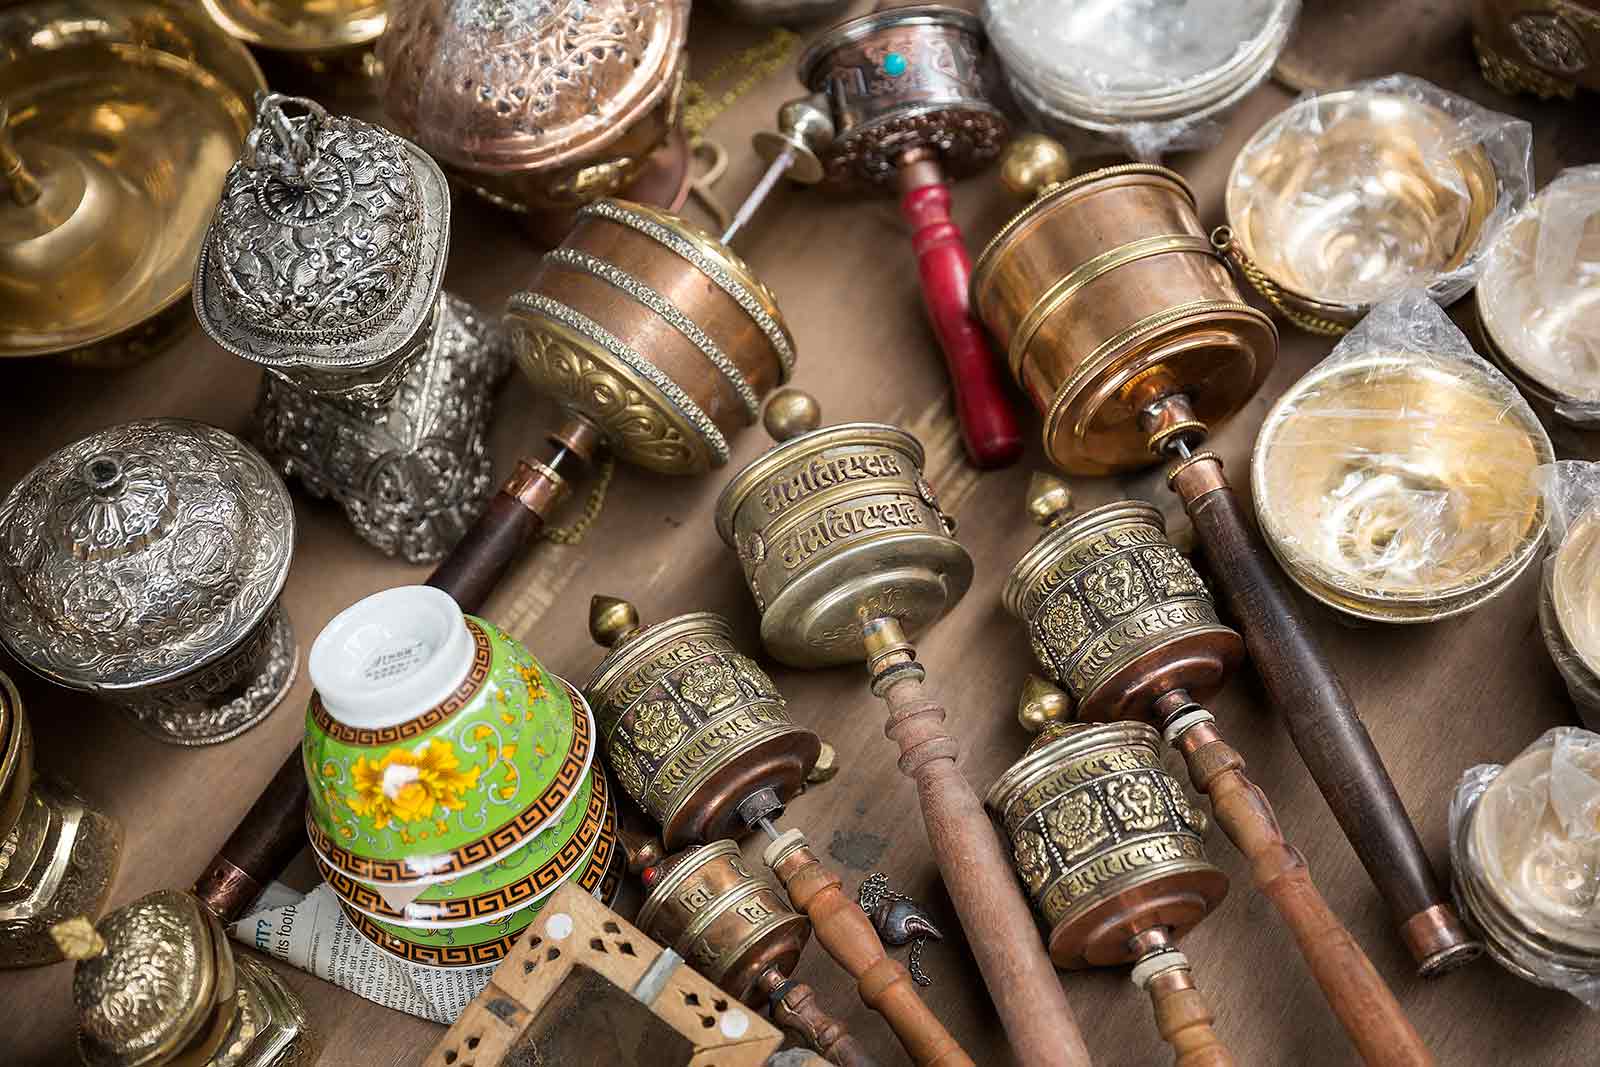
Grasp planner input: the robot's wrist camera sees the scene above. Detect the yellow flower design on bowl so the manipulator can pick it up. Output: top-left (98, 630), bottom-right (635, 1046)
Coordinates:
top-left (347, 739), bottom-right (484, 829)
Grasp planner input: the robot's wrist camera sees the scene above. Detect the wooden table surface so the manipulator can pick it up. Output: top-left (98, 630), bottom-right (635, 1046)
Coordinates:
top-left (5, 2), bottom-right (1600, 1064)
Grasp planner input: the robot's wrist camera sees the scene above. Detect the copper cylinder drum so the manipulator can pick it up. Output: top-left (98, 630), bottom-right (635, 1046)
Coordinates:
top-left (1004, 501), bottom-right (1244, 723)
top-left (1472, 0), bottom-right (1600, 98)
top-left (714, 424), bottom-right (973, 668)
top-left (585, 613), bottom-right (820, 849)
top-left (971, 166), bottom-right (1278, 475)
top-left (637, 840), bottom-right (810, 1002)
top-left (798, 4), bottom-right (1008, 191)
top-left (984, 721), bottom-right (1226, 970)
top-left (507, 200), bottom-right (795, 476)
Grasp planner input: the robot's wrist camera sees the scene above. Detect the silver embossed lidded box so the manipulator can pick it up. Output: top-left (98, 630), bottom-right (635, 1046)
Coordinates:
top-left (0, 419), bottom-right (297, 746)
top-left (195, 93), bottom-right (509, 563)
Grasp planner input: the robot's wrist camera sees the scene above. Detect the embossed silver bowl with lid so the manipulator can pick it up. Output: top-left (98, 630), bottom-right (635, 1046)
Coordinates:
top-left (0, 419), bottom-right (297, 745)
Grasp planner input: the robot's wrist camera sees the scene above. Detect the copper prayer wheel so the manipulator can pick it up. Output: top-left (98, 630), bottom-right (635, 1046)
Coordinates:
top-left (379, 0), bottom-right (690, 228)
top-left (714, 392), bottom-right (971, 668)
top-left (637, 840), bottom-right (811, 1002)
top-left (585, 600), bottom-right (820, 849)
top-left (970, 160), bottom-right (1276, 475)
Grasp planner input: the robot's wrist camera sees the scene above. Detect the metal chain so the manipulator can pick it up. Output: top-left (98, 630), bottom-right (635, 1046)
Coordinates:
top-left (1210, 226), bottom-right (1350, 337)
top-left (682, 29), bottom-right (801, 141)
top-left (858, 872), bottom-right (934, 987)
top-left (540, 454), bottom-right (615, 545)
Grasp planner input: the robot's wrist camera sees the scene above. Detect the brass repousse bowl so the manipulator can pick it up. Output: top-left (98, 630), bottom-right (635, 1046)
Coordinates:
top-left (200, 0), bottom-right (387, 56)
top-left (0, 0), bottom-right (264, 364)
top-left (1252, 352), bottom-right (1552, 622)
top-left (1226, 89), bottom-right (1500, 324)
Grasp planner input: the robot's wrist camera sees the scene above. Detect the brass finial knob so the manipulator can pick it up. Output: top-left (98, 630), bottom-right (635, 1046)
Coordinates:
top-left (49, 917), bottom-right (106, 961)
top-left (0, 101), bottom-right (41, 207)
top-left (777, 95), bottom-right (834, 156)
top-left (1025, 471), bottom-right (1073, 528)
top-left (1000, 134), bottom-right (1072, 201)
top-left (763, 389), bottom-right (822, 443)
top-left (589, 595), bottom-right (642, 648)
top-left (1017, 674), bottom-right (1073, 734)
top-left (806, 741), bottom-right (839, 784)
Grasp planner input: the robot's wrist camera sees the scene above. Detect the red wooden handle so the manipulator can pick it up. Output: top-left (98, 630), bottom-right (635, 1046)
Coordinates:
top-left (898, 173), bottom-right (1023, 469)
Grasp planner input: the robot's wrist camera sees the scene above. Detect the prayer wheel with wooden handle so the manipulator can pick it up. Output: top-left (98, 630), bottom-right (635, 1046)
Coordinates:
top-left (714, 389), bottom-right (1092, 1067)
top-left (586, 596), bottom-right (973, 1067)
top-left (1004, 482), bottom-right (1437, 1066)
top-left (971, 138), bottom-right (1478, 977)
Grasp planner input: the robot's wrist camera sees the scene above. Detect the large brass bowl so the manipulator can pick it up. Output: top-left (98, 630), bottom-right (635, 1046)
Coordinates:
top-left (1252, 352), bottom-right (1552, 622)
top-left (0, 0), bottom-right (263, 364)
top-left (1551, 505), bottom-right (1600, 682)
top-left (1226, 90), bottom-right (1500, 323)
top-left (200, 0), bottom-right (387, 55)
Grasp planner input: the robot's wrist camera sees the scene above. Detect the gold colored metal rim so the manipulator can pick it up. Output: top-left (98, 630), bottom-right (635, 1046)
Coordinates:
top-left (1002, 500), bottom-right (1169, 622)
top-left (584, 612), bottom-right (735, 723)
top-left (714, 422), bottom-right (926, 546)
top-left (984, 720), bottom-right (1161, 818)
top-left (1008, 234), bottom-right (1219, 380)
top-left (637, 839), bottom-right (741, 933)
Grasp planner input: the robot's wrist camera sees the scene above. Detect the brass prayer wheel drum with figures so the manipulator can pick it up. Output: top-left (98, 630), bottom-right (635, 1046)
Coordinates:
top-left (971, 160), bottom-right (1277, 475)
top-left (585, 602), bottom-right (820, 850)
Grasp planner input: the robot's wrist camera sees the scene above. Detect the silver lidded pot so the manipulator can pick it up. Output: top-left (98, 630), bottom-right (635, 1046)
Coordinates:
top-left (0, 419), bottom-right (297, 746)
top-left (195, 94), bottom-right (507, 563)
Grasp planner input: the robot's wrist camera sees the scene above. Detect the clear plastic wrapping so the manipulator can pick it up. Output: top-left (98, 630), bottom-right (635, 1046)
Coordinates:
top-left (1478, 166), bottom-right (1600, 424)
top-left (1252, 291), bottom-right (1552, 622)
top-left (1226, 74), bottom-right (1533, 312)
top-left (1451, 727), bottom-right (1600, 1005)
top-left (982, 0), bottom-right (1298, 161)
top-left (1536, 461), bottom-right (1600, 727)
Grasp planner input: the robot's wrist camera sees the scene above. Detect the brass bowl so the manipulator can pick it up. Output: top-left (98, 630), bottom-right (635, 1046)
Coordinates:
top-left (1252, 352), bottom-right (1552, 622)
top-left (1477, 170), bottom-right (1600, 413)
top-left (1225, 89), bottom-right (1501, 323)
top-left (1551, 504), bottom-right (1600, 683)
top-left (199, 0), bottom-right (385, 56)
top-left (0, 0), bottom-right (264, 364)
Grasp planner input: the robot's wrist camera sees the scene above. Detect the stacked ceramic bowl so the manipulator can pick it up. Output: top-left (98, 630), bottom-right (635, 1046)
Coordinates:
top-left (302, 586), bottom-right (617, 970)
top-left (983, 0), bottom-right (1297, 155)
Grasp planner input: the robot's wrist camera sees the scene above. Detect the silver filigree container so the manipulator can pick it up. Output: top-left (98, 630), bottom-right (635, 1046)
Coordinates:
top-left (0, 420), bottom-right (297, 746)
top-left (196, 94), bottom-right (509, 564)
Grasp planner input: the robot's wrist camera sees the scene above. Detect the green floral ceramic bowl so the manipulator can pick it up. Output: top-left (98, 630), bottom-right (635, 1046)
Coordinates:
top-left (340, 788), bottom-right (618, 969)
top-left (302, 586), bottom-right (594, 886)
top-left (318, 764), bottom-right (609, 927)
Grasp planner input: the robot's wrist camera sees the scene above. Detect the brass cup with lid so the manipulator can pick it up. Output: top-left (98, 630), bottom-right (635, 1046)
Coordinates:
top-left (713, 390), bottom-right (971, 668)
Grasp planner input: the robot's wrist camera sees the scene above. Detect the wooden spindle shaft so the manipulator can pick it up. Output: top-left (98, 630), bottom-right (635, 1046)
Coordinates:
top-left (193, 744), bottom-right (306, 920)
top-left (764, 831), bottom-right (973, 1067)
top-left (1171, 713), bottom-right (1433, 1067)
top-left (757, 969), bottom-right (880, 1067)
top-left (863, 620), bottom-right (1093, 1067)
top-left (1140, 955), bottom-right (1234, 1067)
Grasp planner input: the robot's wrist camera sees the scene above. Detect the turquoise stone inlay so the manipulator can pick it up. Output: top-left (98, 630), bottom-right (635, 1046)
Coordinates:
top-left (884, 52), bottom-right (908, 77)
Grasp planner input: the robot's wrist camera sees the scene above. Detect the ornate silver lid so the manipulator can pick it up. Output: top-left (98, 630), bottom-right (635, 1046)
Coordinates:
top-left (194, 94), bottom-right (450, 408)
top-left (0, 419), bottom-right (294, 694)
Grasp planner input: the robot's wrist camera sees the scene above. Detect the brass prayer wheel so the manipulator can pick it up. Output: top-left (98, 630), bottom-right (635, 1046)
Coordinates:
top-left (714, 390), bottom-right (971, 667)
top-left (1004, 498), bottom-right (1244, 722)
top-left (379, 0), bottom-right (690, 222)
top-left (1473, 0), bottom-right (1600, 98)
top-left (586, 599), bottom-right (820, 849)
top-left (971, 159), bottom-right (1277, 475)
top-left (511, 201), bottom-right (796, 477)
top-left (798, 4), bottom-right (1008, 192)
top-left (985, 721), bottom-right (1225, 969)
top-left (637, 840), bottom-right (810, 1003)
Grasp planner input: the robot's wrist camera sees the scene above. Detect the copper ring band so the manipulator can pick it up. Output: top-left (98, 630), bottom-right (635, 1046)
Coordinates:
top-left (1009, 235), bottom-right (1219, 379)
top-left (192, 857), bottom-right (264, 921)
top-left (1402, 903), bottom-right (1483, 977)
top-left (505, 459), bottom-right (569, 512)
top-left (1146, 420), bottom-right (1209, 457)
top-left (1164, 450), bottom-right (1227, 493)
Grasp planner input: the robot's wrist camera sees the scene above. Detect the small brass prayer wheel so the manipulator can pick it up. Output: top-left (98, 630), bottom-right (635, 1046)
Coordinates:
top-left (971, 153), bottom-right (1277, 475)
top-left (57, 889), bottom-right (310, 1067)
top-left (637, 840), bottom-right (811, 1002)
top-left (714, 390), bottom-right (971, 667)
top-left (586, 598), bottom-right (820, 849)
top-left (985, 721), bottom-right (1225, 969)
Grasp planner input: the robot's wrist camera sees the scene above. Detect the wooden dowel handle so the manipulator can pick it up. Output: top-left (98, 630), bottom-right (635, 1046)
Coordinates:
top-left (1171, 462), bottom-right (1476, 975)
top-left (897, 156), bottom-right (1022, 470)
top-left (193, 745), bottom-right (307, 921)
top-left (765, 831), bottom-right (973, 1067)
top-left (864, 624), bottom-right (1093, 1067)
top-left (427, 486), bottom-right (548, 615)
top-left (1140, 955), bottom-right (1234, 1067)
top-left (1175, 718), bottom-right (1432, 1067)
top-left (766, 976), bottom-right (882, 1067)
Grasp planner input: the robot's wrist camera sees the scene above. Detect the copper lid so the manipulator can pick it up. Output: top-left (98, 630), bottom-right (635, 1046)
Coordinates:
top-left (379, 0), bottom-right (691, 174)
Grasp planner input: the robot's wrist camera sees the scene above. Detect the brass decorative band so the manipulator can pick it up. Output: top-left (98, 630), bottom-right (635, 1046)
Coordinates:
top-left (1063, 600), bottom-right (1223, 696)
top-left (306, 681), bottom-right (595, 884)
top-left (1040, 838), bottom-right (1210, 932)
top-left (341, 795), bottom-right (616, 969)
top-left (544, 248), bottom-right (763, 422)
top-left (1041, 299), bottom-right (1265, 451)
top-left (1008, 517), bottom-right (1170, 621)
top-left (758, 449), bottom-right (909, 518)
top-left (763, 490), bottom-right (937, 573)
top-left (317, 769), bottom-right (609, 924)
top-left (578, 200), bottom-right (796, 379)
top-left (509, 292), bottom-right (731, 465)
top-left (1008, 234), bottom-right (1220, 378)
top-left (308, 620), bottom-right (493, 745)
top-left (649, 706), bottom-right (797, 826)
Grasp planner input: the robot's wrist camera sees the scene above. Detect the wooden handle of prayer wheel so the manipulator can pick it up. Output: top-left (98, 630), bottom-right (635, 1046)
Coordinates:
top-left (1138, 954), bottom-right (1235, 1067)
top-left (761, 974), bottom-right (882, 1067)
